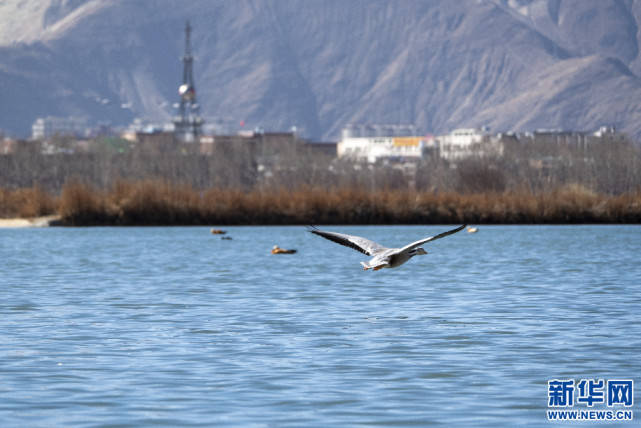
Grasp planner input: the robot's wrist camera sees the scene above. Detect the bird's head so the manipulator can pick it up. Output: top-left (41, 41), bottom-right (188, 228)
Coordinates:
top-left (411, 247), bottom-right (427, 256)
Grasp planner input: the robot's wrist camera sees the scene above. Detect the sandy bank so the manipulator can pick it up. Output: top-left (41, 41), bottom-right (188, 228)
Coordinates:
top-left (0, 215), bottom-right (61, 228)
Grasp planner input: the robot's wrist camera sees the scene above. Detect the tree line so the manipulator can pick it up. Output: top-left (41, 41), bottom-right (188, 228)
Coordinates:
top-left (1, 132), bottom-right (640, 224)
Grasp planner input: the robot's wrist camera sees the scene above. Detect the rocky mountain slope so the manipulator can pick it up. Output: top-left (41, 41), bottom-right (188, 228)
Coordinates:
top-left (1, 0), bottom-right (641, 140)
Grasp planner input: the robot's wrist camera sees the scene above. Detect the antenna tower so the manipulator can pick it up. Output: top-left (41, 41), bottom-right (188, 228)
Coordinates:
top-left (173, 21), bottom-right (203, 142)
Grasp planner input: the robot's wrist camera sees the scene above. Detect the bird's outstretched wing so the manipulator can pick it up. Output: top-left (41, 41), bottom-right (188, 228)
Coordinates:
top-left (399, 224), bottom-right (467, 252)
top-left (308, 226), bottom-right (388, 256)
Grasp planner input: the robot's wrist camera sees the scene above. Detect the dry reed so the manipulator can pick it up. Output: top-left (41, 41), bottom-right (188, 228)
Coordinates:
top-left (2, 180), bottom-right (640, 225)
top-left (0, 186), bottom-right (56, 218)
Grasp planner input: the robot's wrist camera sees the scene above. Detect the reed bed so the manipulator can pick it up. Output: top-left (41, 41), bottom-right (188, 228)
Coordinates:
top-left (0, 186), bottom-right (56, 219)
top-left (1, 180), bottom-right (640, 225)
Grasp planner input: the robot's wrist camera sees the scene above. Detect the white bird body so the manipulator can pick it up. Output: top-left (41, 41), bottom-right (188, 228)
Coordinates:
top-left (309, 225), bottom-right (466, 270)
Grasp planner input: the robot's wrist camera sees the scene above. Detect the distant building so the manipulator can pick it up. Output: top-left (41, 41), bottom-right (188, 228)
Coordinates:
top-left (306, 141), bottom-right (337, 158)
top-left (338, 136), bottom-right (435, 163)
top-left (0, 138), bottom-right (16, 154)
top-left (515, 125), bottom-right (626, 147)
top-left (198, 131), bottom-right (303, 158)
top-left (593, 125), bottom-right (617, 138)
top-left (437, 127), bottom-right (503, 161)
top-left (337, 123), bottom-right (442, 163)
top-left (31, 116), bottom-right (88, 140)
top-left (121, 118), bottom-right (175, 142)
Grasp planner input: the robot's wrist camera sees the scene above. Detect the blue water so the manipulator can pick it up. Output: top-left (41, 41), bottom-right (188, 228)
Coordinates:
top-left (1, 225), bottom-right (640, 427)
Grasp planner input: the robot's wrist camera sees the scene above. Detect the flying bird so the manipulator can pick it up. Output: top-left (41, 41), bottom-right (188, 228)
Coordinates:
top-left (308, 224), bottom-right (466, 271)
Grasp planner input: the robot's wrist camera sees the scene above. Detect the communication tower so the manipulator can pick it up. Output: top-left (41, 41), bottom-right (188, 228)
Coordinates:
top-left (173, 21), bottom-right (203, 142)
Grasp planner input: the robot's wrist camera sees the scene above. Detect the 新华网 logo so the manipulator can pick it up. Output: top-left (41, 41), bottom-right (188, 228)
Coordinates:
top-left (547, 379), bottom-right (634, 422)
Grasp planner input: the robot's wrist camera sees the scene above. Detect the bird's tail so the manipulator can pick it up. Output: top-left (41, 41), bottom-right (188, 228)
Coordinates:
top-left (360, 261), bottom-right (370, 270)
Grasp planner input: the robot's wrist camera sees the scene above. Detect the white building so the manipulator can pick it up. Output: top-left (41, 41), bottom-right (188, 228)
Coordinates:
top-left (593, 125), bottom-right (616, 137)
top-left (337, 136), bottom-right (434, 163)
top-left (437, 127), bottom-right (502, 161)
top-left (31, 116), bottom-right (88, 140)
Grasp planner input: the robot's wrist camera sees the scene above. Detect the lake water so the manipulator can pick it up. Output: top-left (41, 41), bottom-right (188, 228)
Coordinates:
top-left (1, 225), bottom-right (639, 427)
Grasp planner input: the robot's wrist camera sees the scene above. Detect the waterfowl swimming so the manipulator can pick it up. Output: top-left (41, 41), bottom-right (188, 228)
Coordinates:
top-left (271, 245), bottom-right (297, 254)
top-left (308, 224), bottom-right (466, 271)
top-left (467, 226), bottom-right (478, 233)
top-left (210, 228), bottom-right (227, 235)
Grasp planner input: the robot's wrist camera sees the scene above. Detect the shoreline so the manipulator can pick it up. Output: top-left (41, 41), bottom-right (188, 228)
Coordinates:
top-left (0, 215), bottom-right (61, 228)
top-left (1, 217), bottom-right (640, 227)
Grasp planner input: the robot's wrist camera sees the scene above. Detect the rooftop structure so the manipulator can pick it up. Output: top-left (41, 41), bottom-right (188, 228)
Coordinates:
top-left (341, 123), bottom-right (417, 139)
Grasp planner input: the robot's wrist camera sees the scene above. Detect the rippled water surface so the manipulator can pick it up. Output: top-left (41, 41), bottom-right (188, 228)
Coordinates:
top-left (1, 225), bottom-right (640, 427)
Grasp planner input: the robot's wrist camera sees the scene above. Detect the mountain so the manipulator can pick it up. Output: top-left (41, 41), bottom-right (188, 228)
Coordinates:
top-left (1, 0), bottom-right (641, 140)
